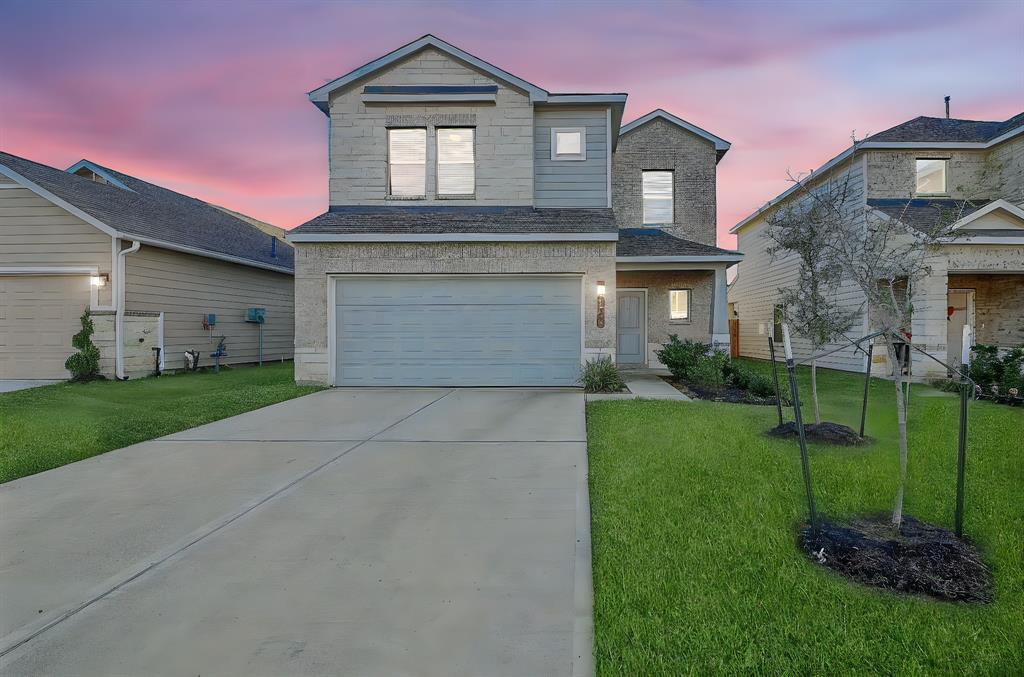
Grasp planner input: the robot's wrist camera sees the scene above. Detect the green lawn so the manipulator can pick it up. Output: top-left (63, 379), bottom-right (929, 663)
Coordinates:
top-left (587, 358), bottom-right (1023, 675)
top-left (0, 362), bottom-right (322, 484)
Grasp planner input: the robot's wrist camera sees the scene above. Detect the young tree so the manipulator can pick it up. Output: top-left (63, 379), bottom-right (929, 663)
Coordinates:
top-left (765, 195), bottom-right (860, 424)
top-left (65, 308), bottom-right (101, 381)
top-left (769, 137), bottom-right (978, 529)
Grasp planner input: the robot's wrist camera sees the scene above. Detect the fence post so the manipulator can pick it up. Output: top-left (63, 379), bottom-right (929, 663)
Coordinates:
top-left (781, 324), bottom-right (818, 533)
top-left (768, 336), bottom-right (784, 427)
top-left (955, 377), bottom-right (969, 537)
top-left (860, 343), bottom-right (873, 437)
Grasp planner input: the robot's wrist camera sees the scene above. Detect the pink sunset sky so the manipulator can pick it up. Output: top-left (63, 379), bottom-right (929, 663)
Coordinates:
top-left (1, 0), bottom-right (1021, 248)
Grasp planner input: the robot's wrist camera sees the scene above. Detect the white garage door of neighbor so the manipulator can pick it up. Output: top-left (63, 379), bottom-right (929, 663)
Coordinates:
top-left (335, 276), bottom-right (583, 386)
top-left (0, 275), bottom-right (92, 379)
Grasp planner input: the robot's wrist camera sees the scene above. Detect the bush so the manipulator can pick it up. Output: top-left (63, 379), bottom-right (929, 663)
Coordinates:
top-left (580, 357), bottom-right (625, 393)
top-left (967, 344), bottom-right (1024, 393)
top-left (690, 351), bottom-right (730, 389)
top-left (656, 335), bottom-right (710, 381)
top-left (64, 308), bottom-right (102, 381)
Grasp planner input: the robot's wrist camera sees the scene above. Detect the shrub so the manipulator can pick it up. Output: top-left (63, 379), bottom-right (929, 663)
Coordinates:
top-left (580, 356), bottom-right (625, 393)
top-left (689, 350), bottom-right (730, 389)
top-left (967, 344), bottom-right (1024, 392)
top-left (64, 308), bottom-right (102, 381)
top-left (656, 335), bottom-right (709, 381)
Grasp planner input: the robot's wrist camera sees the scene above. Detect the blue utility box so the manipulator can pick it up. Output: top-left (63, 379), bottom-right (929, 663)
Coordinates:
top-left (246, 307), bottom-right (266, 324)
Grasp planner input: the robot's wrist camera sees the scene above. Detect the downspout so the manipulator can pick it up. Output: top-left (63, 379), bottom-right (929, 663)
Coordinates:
top-left (115, 240), bottom-right (141, 379)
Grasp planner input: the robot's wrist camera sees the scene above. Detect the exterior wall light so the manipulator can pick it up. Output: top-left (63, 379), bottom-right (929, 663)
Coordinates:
top-left (90, 273), bottom-right (109, 288)
top-left (596, 280), bottom-right (606, 328)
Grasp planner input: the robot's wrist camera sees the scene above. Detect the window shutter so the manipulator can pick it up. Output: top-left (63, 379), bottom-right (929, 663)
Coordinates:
top-left (389, 129), bottom-right (426, 196)
top-left (437, 128), bottom-right (475, 195)
top-left (643, 171), bottom-right (673, 224)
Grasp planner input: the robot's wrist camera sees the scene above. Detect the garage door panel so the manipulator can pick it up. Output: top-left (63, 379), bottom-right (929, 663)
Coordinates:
top-left (335, 277), bottom-right (582, 386)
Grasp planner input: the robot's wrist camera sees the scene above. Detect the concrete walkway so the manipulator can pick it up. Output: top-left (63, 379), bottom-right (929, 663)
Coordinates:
top-left (0, 388), bottom-right (591, 677)
top-left (0, 379), bottom-right (61, 393)
top-left (586, 371), bottom-right (689, 401)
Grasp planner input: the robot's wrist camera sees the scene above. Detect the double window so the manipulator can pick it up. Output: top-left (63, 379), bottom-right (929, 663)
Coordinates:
top-left (387, 127), bottom-right (476, 197)
top-left (642, 170), bottom-right (673, 224)
top-left (915, 158), bottom-right (947, 195)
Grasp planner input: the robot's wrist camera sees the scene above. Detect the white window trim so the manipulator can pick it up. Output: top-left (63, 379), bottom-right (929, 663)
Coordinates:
top-left (387, 127), bottom-right (427, 199)
top-left (915, 157), bottom-right (949, 196)
top-left (643, 170), bottom-right (674, 225)
top-left (669, 288), bottom-right (691, 323)
top-left (435, 127), bottom-right (476, 197)
top-left (551, 127), bottom-right (587, 161)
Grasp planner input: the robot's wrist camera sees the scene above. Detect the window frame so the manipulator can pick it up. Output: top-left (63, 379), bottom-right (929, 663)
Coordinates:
top-left (550, 127), bottom-right (587, 161)
top-left (915, 157), bottom-right (948, 196)
top-left (642, 170), bottom-right (674, 225)
top-left (386, 127), bottom-right (427, 199)
top-left (435, 126), bottom-right (477, 198)
top-left (669, 289), bottom-right (691, 323)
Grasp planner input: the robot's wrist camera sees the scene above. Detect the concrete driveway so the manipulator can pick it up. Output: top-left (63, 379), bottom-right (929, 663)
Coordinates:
top-left (0, 388), bottom-right (592, 677)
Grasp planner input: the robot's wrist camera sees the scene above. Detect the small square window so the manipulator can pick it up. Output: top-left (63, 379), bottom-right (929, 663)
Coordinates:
top-left (670, 289), bottom-right (690, 320)
top-left (916, 158), bottom-right (947, 194)
top-left (551, 128), bottom-right (586, 160)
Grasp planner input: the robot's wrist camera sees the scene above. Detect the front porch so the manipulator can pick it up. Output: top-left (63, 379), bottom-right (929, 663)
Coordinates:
top-left (613, 228), bottom-right (741, 368)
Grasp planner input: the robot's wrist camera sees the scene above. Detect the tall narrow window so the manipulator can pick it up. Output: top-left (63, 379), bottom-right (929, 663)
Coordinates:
top-left (437, 128), bottom-right (475, 195)
top-left (642, 171), bottom-right (673, 224)
top-left (915, 158), bottom-right (947, 194)
top-left (670, 289), bottom-right (690, 321)
top-left (388, 128), bottom-right (426, 197)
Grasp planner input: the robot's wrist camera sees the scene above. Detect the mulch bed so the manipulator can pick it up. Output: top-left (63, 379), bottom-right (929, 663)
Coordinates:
top-left (661, 378), bottom-right (779, 406)
top-left (800, 515), bottom-right (993, 603)
top-left (767, 421), bottom-right (869, 446)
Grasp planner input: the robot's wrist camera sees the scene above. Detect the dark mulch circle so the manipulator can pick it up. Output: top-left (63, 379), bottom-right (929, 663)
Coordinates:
top-left (767, 420), bottom-right (868, 446)
top-left (800, 515), bottom-right (993, 603)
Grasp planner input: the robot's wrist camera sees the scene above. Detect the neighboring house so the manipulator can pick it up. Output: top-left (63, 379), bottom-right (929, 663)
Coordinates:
top-left (287, 34), bottom-right (741, 386)
top-left (729, 112), bottom-right (1024, 379)
top-left (0, 152), bottom-right (295, 380)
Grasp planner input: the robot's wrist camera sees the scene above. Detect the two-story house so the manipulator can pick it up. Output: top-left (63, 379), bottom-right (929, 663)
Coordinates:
top-left (729, 111), bottom-right (1024, 380)
top-left (287, 35), bottom-right (741, 386)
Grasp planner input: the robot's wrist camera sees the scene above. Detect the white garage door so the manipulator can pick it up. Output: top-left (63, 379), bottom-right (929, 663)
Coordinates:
top-left (0, 275), bottom-right (92, 379)
top-left (335, 276), bottom-right (582, 386)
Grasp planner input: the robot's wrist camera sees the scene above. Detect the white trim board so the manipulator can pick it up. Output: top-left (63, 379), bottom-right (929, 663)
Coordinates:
top-left (288, 232), bottom-right (618, 243)
top-left (64, 160), bottom-right (135, 192)
top-left (0, 266), bottom-right (101, 309)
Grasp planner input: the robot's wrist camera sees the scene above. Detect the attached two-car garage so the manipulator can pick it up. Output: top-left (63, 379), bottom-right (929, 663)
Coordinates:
top-left (333, 276), bottom-right (582, 386)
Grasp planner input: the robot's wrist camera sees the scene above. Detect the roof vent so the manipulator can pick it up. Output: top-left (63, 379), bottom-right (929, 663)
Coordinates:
top-left (945, 95), bottom-right (951, 119)
top-left (270, 235), bottom-right (278, 258)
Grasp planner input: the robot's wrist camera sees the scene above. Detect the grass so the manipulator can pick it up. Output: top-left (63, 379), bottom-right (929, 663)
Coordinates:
top-left (587, 358), bottom-right (1023, 675)
top-left (0, 362), bottom-right (323, 484)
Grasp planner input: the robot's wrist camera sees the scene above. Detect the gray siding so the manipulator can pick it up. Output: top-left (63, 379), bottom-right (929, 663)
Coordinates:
top-left (124, 245), bottom-right (294, 371)
top-left (533, 108), bottom-right (609, 207)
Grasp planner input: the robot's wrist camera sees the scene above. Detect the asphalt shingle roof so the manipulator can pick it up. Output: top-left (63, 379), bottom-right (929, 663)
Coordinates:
top-left (0, 151), bottom-right (293, 272)
top-left (290, 205), bottom-right (618, 235)
top-left (866, 113), bottom-right (1024, 144)
top-left (616, 228), bottom-right (740, 258)
top-left (867, 198), bottom-right (993, 234)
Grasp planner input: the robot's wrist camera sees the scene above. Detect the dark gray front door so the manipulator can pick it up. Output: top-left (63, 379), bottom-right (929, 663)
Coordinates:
top-left (616, 291), bottom-right (645, 364)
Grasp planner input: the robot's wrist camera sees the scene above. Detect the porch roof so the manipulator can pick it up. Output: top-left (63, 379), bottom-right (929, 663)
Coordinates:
top-left (616, 228), bottom-right (742, 263)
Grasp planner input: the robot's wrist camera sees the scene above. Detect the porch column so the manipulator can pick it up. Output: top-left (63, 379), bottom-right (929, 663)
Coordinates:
top-left (910, 252), bottom-right (949, 381)
top-left (711, 266), bottom-right (730, 351)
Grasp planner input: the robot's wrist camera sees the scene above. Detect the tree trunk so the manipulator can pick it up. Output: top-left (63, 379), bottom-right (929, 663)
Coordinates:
top-left (811, 360), bottom-right (822, 425)
top-left (888, 338), bottom-right (908, 530)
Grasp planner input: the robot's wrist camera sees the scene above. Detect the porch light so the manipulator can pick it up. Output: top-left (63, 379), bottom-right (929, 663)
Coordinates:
top-left (596, 282), bottom-right (606, 296)
top-left (596, 280), bottom-right (606, 329)
top-left (90, 273), bottom-right (109, 288)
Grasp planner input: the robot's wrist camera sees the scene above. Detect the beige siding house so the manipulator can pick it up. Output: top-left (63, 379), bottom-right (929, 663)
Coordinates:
top-left (0, 153), bottom-right (294, 381)
top-left (729, 112), bottom-right (1024, 380)
top-left (288, 35), bottom-right (741, 386)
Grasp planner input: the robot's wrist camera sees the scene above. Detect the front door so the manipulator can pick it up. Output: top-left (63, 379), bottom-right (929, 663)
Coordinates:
top-left (946, 288), bottom-right (976, 368)
top-left (616, 290), bottom-right (645, 365)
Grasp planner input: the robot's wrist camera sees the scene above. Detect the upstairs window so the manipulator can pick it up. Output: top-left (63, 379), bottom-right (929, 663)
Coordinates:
top-left (916, 158), bottom-right (947, 194)
top-left (551, 127), bottom-right (586, 161)
top-left (388, 128), bottom-right (426, 197)
top-left (670, 289), bottom-right (690, 321)
top-left (642, 170), bottom-right (673, 224)
top-left (437, 128), bottom-right (475, 195)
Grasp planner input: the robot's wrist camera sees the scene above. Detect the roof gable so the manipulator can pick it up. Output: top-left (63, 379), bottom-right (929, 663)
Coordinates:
top-left (307, 35), bottom-right (549, 114)
top-left (620, 109), bottom-right (731, 155)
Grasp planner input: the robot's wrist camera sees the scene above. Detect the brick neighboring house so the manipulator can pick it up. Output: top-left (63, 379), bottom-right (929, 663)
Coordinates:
top-left (729, 111), bottom-right (1024, 380)
top-left (287, 35), bottom-right (741, 386)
